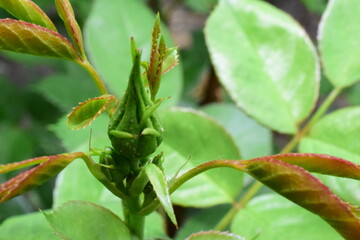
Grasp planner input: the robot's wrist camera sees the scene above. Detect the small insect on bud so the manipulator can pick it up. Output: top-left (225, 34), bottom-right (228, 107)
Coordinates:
top-left (107, 48), bottom-right (163, 159)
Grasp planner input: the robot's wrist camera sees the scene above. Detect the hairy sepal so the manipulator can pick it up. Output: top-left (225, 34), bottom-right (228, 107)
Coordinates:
top-left (0, 0), bottom-right (57, 31)
top-left (0, 152), bottom-right (85, 203)
top-left (67, 94), bottom-right (118, 130)
top-left (245, 158), bottom-right (360, 239)
top-left (0, 19), bottom-right (79, 60)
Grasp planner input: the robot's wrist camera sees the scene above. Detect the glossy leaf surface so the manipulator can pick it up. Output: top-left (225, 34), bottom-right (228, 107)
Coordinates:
top-left (0, 19), bottom-right (79, 60)
top-left (145, 163), bottom-right (177, 226)
top-left (0, 0), bottom-right (57, 31)
top-left (85, 0), bottom-right (182, 106)
top-left (205, 0), bottom-right (319, 133)
top-left (67, 94), bottom-right (117, 130)
top-left (159, 108), bottom-right (242, 207)
top-left (202, 103), bottom-right (272, 159)
top-left (299, 107), bottom-right (360, 205)
top-left (186, 231), bottom-right (245, 240)
top-left (245, 157), bottom-right (360, 239)
top-left (0, 212), bottom-right (57, 240)
top-left (231, 194), bottom-right (342, 240)
top-left (55, 0), bottom-right (85, 58)
top-left (318, 0), bottom-right (360, 87)
top-left (44, 201), bottom-right (132, 240)
top-left (0, 152), bottom-right (84, 203)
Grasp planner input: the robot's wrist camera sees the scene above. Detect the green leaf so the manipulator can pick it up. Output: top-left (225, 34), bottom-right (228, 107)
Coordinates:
top-left (159, 108), bottom-right (242, 207)
top-left (205, 0), bottom-right (319, 133)
top-left (300, 107), bottom-right (360, 163)
top-left (180, 31), bottom-right (211, 106)
top-left (185, 0), bottom-right (218, 14)
top-left (32, 0), bottom-right (54, 10)
top-left (202, 103), bottom-right (272, 159)
top-left (52, 113), bottom-right (110, 153)
top-left (231, 194), bottom-right (343, 240)
top-left (0, 125), bottom-right (34, 164)
top-left (34, 61), bottom-right (99, 112)
top-left (44, 201), bottom-right (132, 240)
top-left (84, 0), bottom-right (182, 107)
top-left (144, 163), bottom-right (177, 226)
top-left (162, 47), bottom-right (179, 75)
top-left (0, 0), bottom-right (57, 31)
top-left (0, 19), bottom-right (79, 60)
top-left (0, 212), bottom-right (57, 240)
top-left (0, 152), bottom-right (84, 203)
top-left (299, 107), bottom-right (360, 205)
top-left (347, 82), bottom-right (360, 105)
top-left (55, 0), bottom-right (85, 58)
top-left (244, 157), bottom-right (360, 239)
top-left (174, 205), bottom-right (230, 240)
top-left (301, 0), bottom-right (327, 14)
top-left (186, 231), bottom-right (245, 240)
top-left (67, 94), bottom-right (117, 130)
top-left (318, 0), bottom-right (360, 87)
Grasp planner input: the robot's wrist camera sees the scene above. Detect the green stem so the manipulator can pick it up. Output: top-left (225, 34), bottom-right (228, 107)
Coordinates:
top-left (123, 196), bottom-right (145, 240)
top-left (214, 181), bottom-right (263, 231)
top-left (139, 160), bottom-right (247, 215)
top-left (213, 87), bottom-right (343, 231)
top-left (280, 87), bottom-right (342, 154)
top-left (77, 60), bottom-right (108, 95)
top-left (129, 167), bottom-right (149, 196)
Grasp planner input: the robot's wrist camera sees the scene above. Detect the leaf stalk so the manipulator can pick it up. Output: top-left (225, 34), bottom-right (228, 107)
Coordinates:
top-left (77, 60), bottom-right (109, 95)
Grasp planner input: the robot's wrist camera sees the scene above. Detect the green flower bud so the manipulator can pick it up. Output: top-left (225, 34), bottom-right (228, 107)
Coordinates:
top-left (108, 49), bottom-right (163, 159)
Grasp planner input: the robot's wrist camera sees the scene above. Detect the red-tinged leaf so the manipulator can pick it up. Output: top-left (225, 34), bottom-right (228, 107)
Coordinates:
top-left (0, 156), bottom-right (50, 174)
top-left (148, 14), bottom-right (161, 77)
top-left (55, 0), bottom-right (85, 59)
top-left (162, 47), bottom-right (179, 75)
top-left (67, 94), bottom-right (118, 130)
top-left (268, 153), bottom-right (360, 180)
top-left (0, 0), bottom-right (57, 31)
top-left (147, 14), bottom-right (167, 101)
top-left (245, 158), bottom-right (360, 240)
top-left (0, 19), bottom-right (79, 60)
top-left (186, 231), bottom-right (245, 240)
top-left (0, 152), bottom-right (85, 203)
